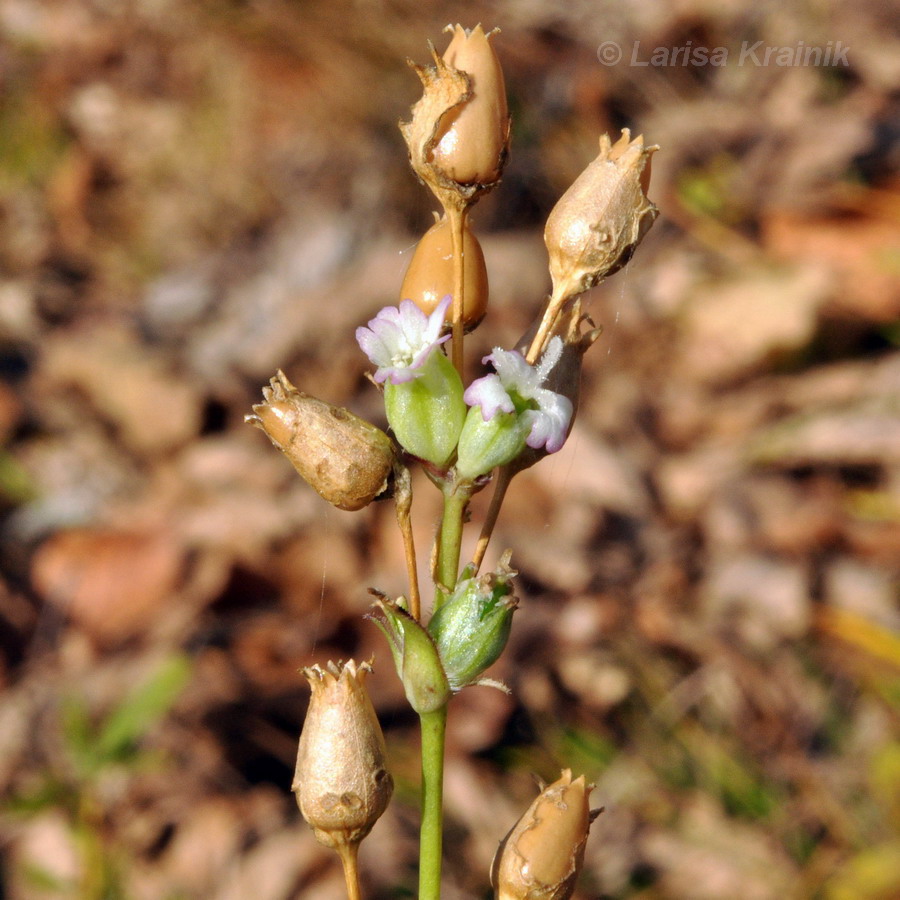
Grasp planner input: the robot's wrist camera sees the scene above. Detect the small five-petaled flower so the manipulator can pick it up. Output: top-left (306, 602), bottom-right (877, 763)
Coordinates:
top-left (356, 297), bottom-right (451, 385)
top-left (465, 338), bottom-right (572, 454)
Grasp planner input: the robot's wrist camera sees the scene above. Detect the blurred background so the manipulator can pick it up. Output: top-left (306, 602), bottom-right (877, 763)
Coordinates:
top-left (1, 0), bottom-right (899, 898)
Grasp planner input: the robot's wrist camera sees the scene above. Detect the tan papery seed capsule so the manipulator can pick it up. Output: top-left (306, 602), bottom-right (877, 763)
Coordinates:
top-left (430, 23), bottom-right (510, 185)
top-left (544, 129), bottom-right (659, 303)
top-left (401, 214), bottom-right (489, 331)
top-left (293, 660), bottom-right (393, 850)
top-left (400, 25), bottom-right (510, 211)
top-left (246, 371), bottom-right (396, 511)
top-left (491, 769), bottom-right (599, 900)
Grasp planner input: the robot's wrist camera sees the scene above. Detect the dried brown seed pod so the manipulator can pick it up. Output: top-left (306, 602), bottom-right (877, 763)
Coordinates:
top-left (491, 769), bottom-right (600, 900)
top-left (401, 214), bottom-right (489, 331)
top-left (293, 660), bottom-right (393, 850)
top-left (544, 129), bottom-right (658, 303)
top-left (247, 371), bottom-right (397, 511)
top-left (525, 129), bottom-right (658, 361)
top-left (400, 24), bottom-right (510, 211)
top-left (430, 24), bottom-right (510, 186)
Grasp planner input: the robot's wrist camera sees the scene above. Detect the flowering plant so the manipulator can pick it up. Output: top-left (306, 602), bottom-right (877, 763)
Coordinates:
top-left (250, 22), bottom-right (657, 900)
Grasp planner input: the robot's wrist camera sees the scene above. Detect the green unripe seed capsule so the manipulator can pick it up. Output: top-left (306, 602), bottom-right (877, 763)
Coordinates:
top-left (384, 351), bottom-right (466, 468)
top-left (455, 405), bottom-right (528, 481)
top-left (428, 553), bottom-right (517, 690)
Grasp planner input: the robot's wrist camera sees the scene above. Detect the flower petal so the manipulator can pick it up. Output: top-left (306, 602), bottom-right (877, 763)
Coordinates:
top-left (355, 326), bottom-right (390, 367)
top-left (357, 298), bottom-right (451, 384)
top-left (485, 348), bottom-right (540, 397)
top-left (397, 299), bottom-right (427, 342)
top-left (424, 295), bottom-right (453, 342)
top-left (534, 336), bottom-right (564, 383)
top-left (523, 389), bottom-right (573, 452)
top-left (464, 374), bottom-right (516, 421)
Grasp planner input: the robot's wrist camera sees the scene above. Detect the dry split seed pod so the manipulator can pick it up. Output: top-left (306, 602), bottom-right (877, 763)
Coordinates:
top-left (400, 24), bottom-right (510, 210)
top-left (401, 214), bottom-right (489, 330)
top-left (246, 371), bottom-right (397, 511)
top-left (491, 770), bottom-right (600, 900)
top-left (431, 24), bottom-right (510, 185)
top-left (293, 660), bottom-right (393, 850)
top-left (544, 129), bottom-right (658, 303)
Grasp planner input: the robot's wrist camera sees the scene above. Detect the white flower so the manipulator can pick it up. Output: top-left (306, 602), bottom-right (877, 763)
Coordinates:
top-left (356, 296), bottom-right (451, 385)
top-left (463, 336), bottom-right (573, 453)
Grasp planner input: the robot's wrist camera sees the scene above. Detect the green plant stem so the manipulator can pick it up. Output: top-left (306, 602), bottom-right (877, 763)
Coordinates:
top-left (418, 706), bottom-right (448, 900)
top-left (437, 487), bottom-right (468, 597)
top-left (77, 793), bottom-right (107, 900)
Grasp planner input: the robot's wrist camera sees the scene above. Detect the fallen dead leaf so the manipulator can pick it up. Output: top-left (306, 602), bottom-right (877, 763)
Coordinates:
top-left (31, 527), bottom-right (185, 646)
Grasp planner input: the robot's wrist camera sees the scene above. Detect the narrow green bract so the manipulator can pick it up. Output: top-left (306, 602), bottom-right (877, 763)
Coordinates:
top-left (371, 600), bottom-right (452, 713)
